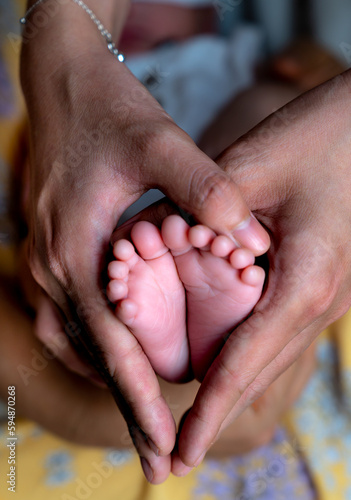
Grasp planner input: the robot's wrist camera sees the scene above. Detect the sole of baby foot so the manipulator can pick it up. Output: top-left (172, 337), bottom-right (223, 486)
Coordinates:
top-left (162, 214), bottom-right (265, 381)
top-left (107, 221), bottom-right (190, 382)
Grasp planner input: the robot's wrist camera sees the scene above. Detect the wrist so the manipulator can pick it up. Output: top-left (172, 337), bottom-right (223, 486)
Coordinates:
top-left (24, 0), bottom-right (130, 38)
top-left (20, 0), bottom-right (130, 76)
top-left (20, 0), bottom-right (130, 103)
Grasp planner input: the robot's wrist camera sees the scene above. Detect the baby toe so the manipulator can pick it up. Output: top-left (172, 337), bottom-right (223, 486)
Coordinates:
top-left (241, 265), bottom-right (265, 287)
top-left (230, 248), bottom-right (255, 269)
top-left (131, 221), bottom-right (168, 260)
top-left (108, 261), bottom-right (129, 280)
top-left (113, 239), bottom-right (135, 261)
top-left (107, 280), bottom-right (128, 303)
top-left (116, 299), bottom-right (138, 325)
top-left (211, 235), bottom-right (236, 257)
top-left (189, 225), bottom-right (215, 250)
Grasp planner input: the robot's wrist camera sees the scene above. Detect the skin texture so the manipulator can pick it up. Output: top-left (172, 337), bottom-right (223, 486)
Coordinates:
top-left (173, 69), bottom-right (351, 473)
top-left (21, 0), bottom-right (269, 484)
top-left (107, 216), bottom-right (264, 382)
top-left (0, 278), bottom-right (315, 475)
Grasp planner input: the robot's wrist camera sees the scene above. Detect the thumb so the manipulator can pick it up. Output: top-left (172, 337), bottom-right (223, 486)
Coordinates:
top-left (146, 127), bottom-right (270, 256)
top-left (62, 273), bottom-right (177, 456)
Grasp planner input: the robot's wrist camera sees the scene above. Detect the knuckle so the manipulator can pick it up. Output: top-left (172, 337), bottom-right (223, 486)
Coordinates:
top-left (190, 404), bottom-right (214, 429)
top-left (195, 172), bottom-right (231, 211)
top-left (126, 115), bottom-right (176, 160)
top-left (301, 278), bottom-right (337, 321)
top-left (239, 379), bottom-right (267, 407)
top-left (211, 355), bottom-right (254, 410)
top-left (190, 171), bottom-right (243, 223)
top-left (216, 355), bottom-right (239, 384)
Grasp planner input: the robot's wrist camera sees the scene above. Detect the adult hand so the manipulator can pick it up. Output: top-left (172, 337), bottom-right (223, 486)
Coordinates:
top-left (207, 340), bottom-right (316, 458)
top-left (0, 280), bottom-right (128, 448)
top-left (0, 280), bottom-right (200, 449)
top-left (20, 0), bottom-right (269, 483)
top-left (2, 274), bottom-right (315, 468)
top-left (174, 70), bottom-right (351, 472)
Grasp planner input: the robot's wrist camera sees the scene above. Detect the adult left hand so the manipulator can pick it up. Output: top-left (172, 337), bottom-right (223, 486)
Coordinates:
top-left (173, 69), bottom-right (351, 473)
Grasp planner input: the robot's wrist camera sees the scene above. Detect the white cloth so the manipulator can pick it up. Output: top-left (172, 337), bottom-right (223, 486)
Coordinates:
top-left (126, 25), bottom-right (263, 142)
top-left (119, 25), bottom-right (262, 224)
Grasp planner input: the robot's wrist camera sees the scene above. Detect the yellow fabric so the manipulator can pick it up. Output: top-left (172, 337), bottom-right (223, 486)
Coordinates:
top-left (0, 0), bottom-right (26, 161)
top-left (0, 0), bottom-right (25, 276)
top-left (284, 313), bottom-right (351, 500)
top-left (0, 420), bottom-right (198, 500)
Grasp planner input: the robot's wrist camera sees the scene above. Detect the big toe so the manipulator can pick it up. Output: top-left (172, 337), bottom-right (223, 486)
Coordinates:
top-left (131, 221), bottom-right (168, 260)
top-left (162, 215), bottom-right (192, 256)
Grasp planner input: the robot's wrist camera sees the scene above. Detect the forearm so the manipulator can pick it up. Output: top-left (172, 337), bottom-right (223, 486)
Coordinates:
top-left (20, 0), bottom-right (136, 196)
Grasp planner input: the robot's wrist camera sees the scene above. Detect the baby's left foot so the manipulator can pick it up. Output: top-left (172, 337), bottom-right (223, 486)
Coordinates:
top-left (162, 215), bottom-right (265, 380)
top-left (107, 221), bottom-right (190, 382)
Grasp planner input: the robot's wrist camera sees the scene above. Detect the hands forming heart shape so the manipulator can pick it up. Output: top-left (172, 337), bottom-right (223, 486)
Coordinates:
top-left (20, 2), bottom-right (351, 484)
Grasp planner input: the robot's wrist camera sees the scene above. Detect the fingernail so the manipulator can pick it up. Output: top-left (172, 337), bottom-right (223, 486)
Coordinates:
top-left (173, 463), bottom-right (193, 477)
top-left (140, 457), bottom-right (154, 483)
top-left (172, 453), bottom-right (193, 477)
top-left (147, 438), bottom-right (159, 457)
top-left (233, 214), bottom-right (270, 255)
top-left (193, 450), bottom-right (207, 468)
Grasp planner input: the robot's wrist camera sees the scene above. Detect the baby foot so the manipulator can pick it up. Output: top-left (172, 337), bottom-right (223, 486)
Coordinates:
top-left (162, 215), bottom-right (265, 380)
top-left (107, 221), bottom-right (190, 382)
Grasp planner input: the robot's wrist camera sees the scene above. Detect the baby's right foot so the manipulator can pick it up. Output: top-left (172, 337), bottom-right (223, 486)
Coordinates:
top-left (162, 215), bottom-right (265, 380)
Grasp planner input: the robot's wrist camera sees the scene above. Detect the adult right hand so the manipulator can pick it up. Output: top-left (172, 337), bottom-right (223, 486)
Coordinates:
top-left (20, 0), bottom-right (269, 484)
